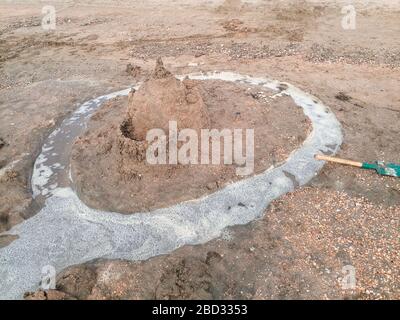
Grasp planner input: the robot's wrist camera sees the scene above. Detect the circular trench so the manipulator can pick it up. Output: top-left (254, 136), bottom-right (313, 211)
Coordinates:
top-left (0, 71), bottom-right (342, 299)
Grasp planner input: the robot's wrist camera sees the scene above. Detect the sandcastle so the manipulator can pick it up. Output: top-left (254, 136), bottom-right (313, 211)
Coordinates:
top-left (123, 58), bottom-right (210, 141)
top-left (70, 59), bottom-right (309, 213)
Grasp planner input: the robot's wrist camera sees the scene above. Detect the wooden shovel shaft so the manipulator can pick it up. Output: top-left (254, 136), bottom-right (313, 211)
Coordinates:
top-left (315, 155), bottom-right (363, 168)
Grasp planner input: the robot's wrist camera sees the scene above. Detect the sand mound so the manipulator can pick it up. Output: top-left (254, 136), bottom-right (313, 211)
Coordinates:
top-left (71, 60), bottom-right (311, 213)
top-left (125, 58), bottom-right (210, 141)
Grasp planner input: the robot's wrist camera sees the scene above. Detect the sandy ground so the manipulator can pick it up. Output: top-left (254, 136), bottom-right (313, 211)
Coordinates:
top-left (0, 0), bottom-right (399, 299)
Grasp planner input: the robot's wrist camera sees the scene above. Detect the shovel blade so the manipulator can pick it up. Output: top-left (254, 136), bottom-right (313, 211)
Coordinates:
top-left (363, 162), bottom-right (400, 177)
top-left (377, 163), bottom-right (400, 177)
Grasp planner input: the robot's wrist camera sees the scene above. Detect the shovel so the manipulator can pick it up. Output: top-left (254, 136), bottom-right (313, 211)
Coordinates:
top-left (315, 155), bottom-right (400, 178)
